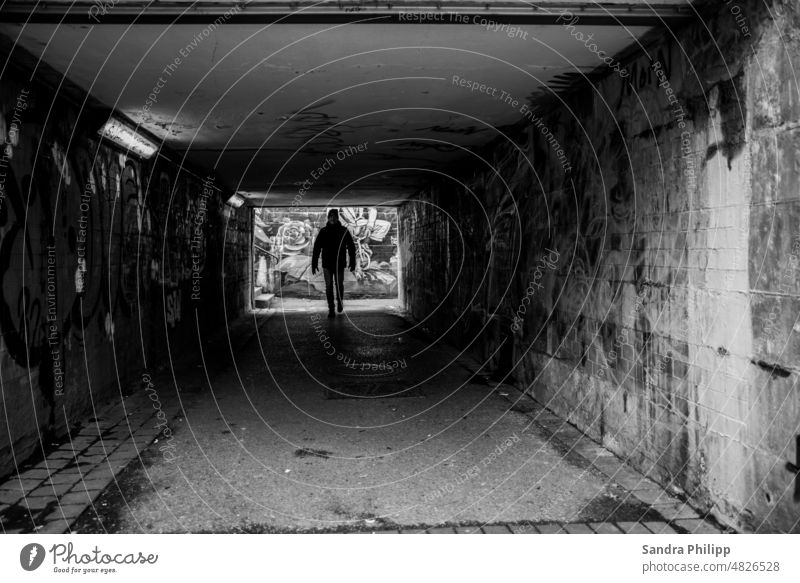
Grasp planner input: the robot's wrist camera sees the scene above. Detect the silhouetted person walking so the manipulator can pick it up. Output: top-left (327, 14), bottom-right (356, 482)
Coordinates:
top-left (312, 209), bottom-right (356, 318)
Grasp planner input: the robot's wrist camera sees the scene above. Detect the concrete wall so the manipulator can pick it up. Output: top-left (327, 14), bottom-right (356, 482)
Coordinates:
top-left (0, 61), bottom-right (251, 478)
top-left (399, 0), bottom-right (799, 532)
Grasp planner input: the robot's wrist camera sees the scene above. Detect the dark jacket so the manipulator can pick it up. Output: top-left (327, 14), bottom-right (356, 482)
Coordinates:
top-left (312, 223), bottom-right (356, 270)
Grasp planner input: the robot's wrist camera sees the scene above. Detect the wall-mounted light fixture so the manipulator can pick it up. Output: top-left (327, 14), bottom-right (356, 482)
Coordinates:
top-left (97, 117), bottom-right (158, 159)
top-left (226, 193), bottom-right (247, 208)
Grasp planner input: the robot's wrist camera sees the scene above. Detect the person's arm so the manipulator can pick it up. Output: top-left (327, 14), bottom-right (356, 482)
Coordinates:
top-left (312, 228), bottom-right (323, 274)
top-left (345, 230), bottom-right (356, 271)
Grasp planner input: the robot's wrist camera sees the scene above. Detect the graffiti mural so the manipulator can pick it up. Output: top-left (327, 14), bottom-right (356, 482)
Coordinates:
top-left (253, 207), bottom-right (398, 298)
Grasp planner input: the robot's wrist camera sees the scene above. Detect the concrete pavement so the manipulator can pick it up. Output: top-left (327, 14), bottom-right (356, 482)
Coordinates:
top-left (1, 303), bottom-right (727, 534)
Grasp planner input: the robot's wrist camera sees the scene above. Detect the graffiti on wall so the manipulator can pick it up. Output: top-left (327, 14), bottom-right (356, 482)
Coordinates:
top-left (0, 87), bottom-right (236, 403)
top-left (0, 73), bottom-right (256, 480)
top-left (254, 206), bottom-right (398, 298)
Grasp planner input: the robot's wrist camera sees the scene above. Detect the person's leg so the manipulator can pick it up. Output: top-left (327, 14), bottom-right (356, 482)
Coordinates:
top-left (323, 268), bottom-right (335, 316)
top-left (335, 266), bottom-right (345, 312)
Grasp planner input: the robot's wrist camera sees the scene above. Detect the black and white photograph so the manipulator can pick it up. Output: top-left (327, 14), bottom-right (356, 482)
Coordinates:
top-left (0, 0), bottom-right (797, 580)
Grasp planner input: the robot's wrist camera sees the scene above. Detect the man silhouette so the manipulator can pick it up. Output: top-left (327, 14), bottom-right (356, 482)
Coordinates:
top-left (311, 209), bottom-right (356, 318)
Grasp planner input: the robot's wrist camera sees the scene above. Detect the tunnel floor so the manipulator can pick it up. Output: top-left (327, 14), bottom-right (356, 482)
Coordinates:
top-left (2, 304), bottom-right (725, 534)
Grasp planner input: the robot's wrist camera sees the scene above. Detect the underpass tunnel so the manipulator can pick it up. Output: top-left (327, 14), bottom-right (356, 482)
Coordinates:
top-left (0, 0), bottom-right (798, 535)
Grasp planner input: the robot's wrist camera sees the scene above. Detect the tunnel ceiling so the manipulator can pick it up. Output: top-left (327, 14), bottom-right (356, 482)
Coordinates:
top-left (0, 1), bottom-right (692, 206)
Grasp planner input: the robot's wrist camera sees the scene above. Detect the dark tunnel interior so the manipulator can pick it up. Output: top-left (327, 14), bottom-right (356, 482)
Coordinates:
top-left (0, 0), bottom-right (798, 541)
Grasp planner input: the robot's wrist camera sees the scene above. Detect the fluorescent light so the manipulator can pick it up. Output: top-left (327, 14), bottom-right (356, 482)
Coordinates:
top-left (97, 118), bottom-right (158, 159)
top-left (226, 193), bottom-right (246, 208)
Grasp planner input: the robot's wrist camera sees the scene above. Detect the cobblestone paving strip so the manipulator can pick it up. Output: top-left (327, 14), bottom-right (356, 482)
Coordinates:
top-left (0, 393), bottom-right (183, 534)
top-left (0, 314), bottom-right (272, 534)
top-left (590, 522), bottom-right (624, 534)
top-left (456, 356), bottom-right (730, 535)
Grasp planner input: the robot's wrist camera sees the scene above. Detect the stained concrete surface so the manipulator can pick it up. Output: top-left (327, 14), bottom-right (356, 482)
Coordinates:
top-left (73, 303), bottom-right (660, 533)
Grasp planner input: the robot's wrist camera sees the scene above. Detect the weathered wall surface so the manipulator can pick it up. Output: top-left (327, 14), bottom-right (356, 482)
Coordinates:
top-left (400, 0), bottom-right (799, 532)
top-left (0, 64), bottom-right (251, 478)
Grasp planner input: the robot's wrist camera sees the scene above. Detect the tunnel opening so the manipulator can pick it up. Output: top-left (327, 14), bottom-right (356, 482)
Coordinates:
top-left (252, 206), bottom-right (401, 311)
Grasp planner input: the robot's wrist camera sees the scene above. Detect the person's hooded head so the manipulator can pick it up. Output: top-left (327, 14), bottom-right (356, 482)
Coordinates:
top-left (327, 208), bottom-right (340, 225)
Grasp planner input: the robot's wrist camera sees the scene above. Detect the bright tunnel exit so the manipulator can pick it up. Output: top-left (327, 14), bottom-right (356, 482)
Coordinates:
top-left (252, 206), bottom-right (400, 309)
